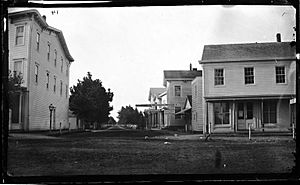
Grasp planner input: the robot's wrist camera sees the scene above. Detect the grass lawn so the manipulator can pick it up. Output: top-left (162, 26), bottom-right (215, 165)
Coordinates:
top-left (6, 130), bottom-right (296, 178)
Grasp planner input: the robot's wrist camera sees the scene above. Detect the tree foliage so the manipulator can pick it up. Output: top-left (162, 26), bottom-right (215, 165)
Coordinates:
top-left (69, 72), bottom-right (113, 127)
top-left (8, 70), bottom-right (24, 109)
top-left (117, 105), bottom-right (146, 129)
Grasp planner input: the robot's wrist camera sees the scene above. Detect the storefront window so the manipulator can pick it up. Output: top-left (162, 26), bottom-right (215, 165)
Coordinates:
top-left (214, 102), bottom-right (229, 125)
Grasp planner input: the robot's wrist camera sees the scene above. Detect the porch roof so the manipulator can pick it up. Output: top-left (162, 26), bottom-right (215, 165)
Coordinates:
top-left (175, 108), bottom-right (191, 115)
top-left (204, 94), bottom-right (295, 102)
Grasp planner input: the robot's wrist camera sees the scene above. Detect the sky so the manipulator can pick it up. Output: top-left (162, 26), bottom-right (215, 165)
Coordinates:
top-left (9, 5), bottom-right (296, 120)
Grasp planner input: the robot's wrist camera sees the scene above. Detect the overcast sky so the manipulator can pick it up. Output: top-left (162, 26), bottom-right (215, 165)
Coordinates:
top-left (9, 5), bottom-right (295, 120)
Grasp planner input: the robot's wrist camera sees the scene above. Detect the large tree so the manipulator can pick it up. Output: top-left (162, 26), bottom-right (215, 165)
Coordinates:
top-left (69, 72), bottom-right (113, 128)
top-left (117, 105), bottom-right (146, 129)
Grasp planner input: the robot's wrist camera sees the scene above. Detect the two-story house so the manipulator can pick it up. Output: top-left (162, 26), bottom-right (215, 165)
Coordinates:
top-left (163, 70), bottom-right (202, 130)
top-left (8, 9), bottom-right (74, 131)
top-left (144, 87), bottom-right (166, 129)
top-left (199, 41), bottom-right (296, 133)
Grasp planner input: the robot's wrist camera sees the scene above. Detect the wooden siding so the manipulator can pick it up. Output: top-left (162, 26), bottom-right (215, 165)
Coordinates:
top-left (166, 80), bottom-right (193, 127)
top-left (202, 60), bottom-right (296, 98)
top-left (9, 14), bottom-right (71, 131)
top-left (191, 77), bottom-right (204, 132)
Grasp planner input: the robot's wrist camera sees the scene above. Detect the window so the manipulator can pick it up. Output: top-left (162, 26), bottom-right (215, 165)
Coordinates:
top-left (214, 102), bottom-right (229, 125)
top-left (263, 100), bottom-right (277, 123)
top-left (34, 64), bottom-right (39, 83)
top-left (65, 85), bottom-right (68, 98)
top-left (47, 44), bottom-right (50, 60)
top-left (46, 72), bottom-right (50, 89)
top-left (276, 66), bottom-right (285, 83)
top-left (53, 76), bottom-right (56, 92)
top-left (66, 63), bottom-right (68, 76)
top-left (244, 67), bottom-right (254, 84)
top-left (36, 32), bottom-right (40, 50)
top-left (214, 68), bottom-right (224, 85)
top-left (175, 106), bottom-right (181, 119)
top-left (61, 58), bottom-right (63, 72)
top-left (54, 50), bottom-right (57, 67)
top-left (194, 85), bottom-right (197, 98)
top-left (60, 81), bottom-right (63, 96)
top-left (13, 60), bottom-right (22, 76)
top-left (174, 85), bottom-right (181, 97)
top-left (15, 25), bottom-right (25, 45)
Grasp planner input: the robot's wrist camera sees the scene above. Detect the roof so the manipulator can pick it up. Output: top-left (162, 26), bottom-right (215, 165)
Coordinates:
top-left (9, 9), bottom-right (74, 62)
top-left (163, 70), bottom-right (202, 86)
top-left (200, 42), bottom-right (295, 63)
top-left (148, 87), bottom-right (166, 101)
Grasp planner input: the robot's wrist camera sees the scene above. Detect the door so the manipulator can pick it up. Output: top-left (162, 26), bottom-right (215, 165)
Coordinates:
top-left (237, 102), bottom-right (253, 130)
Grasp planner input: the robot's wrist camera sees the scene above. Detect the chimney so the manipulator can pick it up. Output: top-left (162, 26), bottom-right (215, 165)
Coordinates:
top-left (42, 15), bottom-right (46, 22)
top-left (276, 33), bottom-right (281, 42)
top-left (190, 63), bottom-right (192, 71)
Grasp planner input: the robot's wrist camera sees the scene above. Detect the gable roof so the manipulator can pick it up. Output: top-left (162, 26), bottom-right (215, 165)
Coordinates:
top-left (163, 70), bottom-right (202, 86)
top-left (148, 87), bottom-right (166, 101)
top-left (9, 9), bottom-right (74, 62)
top-left (200, 42), bottom-right (295, 64)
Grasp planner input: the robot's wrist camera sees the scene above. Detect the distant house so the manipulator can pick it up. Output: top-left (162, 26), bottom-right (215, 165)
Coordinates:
top-left (144, 87), bottom-right (166, 129)
top-left (199, 41), bottom-right (296, 133)
top-left (8, 9), bottom-right (74, 131)
top-left (163, 70), bottom-right (202, 130)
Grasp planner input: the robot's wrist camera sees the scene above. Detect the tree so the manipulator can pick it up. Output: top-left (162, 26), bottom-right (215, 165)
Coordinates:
top-left (117, 105), bottom-right (146, 129)
top-left (69, 72), bottom-right (113, 129)
top-left (8, 70), bottom-right (24, 109)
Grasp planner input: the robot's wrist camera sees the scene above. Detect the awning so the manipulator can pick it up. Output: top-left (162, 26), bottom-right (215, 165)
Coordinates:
top-left (175, 108), bottom-right (191, 115)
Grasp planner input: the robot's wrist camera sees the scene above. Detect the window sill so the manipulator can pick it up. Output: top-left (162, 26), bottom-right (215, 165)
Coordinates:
top-left (214, 124), bottom-right (231, 128)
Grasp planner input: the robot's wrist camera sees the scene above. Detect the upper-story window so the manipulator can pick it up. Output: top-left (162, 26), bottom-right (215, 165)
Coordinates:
top-left (34, 64), bottom-right (39, 84)
top-left (174, 85), bottom-right (181, 97)
top-left (244, 67), bottom-right (254, 84)
top-left (47, 43), bottom-right (51, 61)
top-left (66, 63), bottom-right (69, 76)
top-left (65, 84), bottom-right (68, 98)
top-left (276, 66), bottom-right (286, 84)
top-left (61, 58), bottom-right (64, 73)
top-left (60, 80), bottom-right (63, 96)
top-left (194, 85), bottom-right (197, 98)
top-left (53, 76), bottom-right (56, 93)
top-left (36, 32), bottom-right (40, 51)
top-left (15, 25), bottom-right (25, 45)
top-left (46, 72), bottom-right (50, 89)
top-left (214, 68), bottom-right (224, 86)
top-left (54, 50), bottom-right (57, 67)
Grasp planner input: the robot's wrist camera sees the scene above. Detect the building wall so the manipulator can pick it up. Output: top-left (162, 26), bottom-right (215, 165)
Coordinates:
top-left (9, 13), bottom-right (71, 131)
top-left (202, 60), bottom-right (296, 98)
top-left (191, 77), bottom-right (204, 132)
top-left (166, 80), bottom-right (193, 127)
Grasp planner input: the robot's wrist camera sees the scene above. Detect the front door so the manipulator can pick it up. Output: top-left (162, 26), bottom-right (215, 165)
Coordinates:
top-left (237, 102), bottom-right (253, 130)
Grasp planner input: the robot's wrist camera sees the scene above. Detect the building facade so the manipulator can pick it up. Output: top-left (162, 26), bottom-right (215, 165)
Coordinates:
top-left (8, 9), bottom-right (74, 131)
top-left (191, 76), bottom-right (204, 132)
top-left (163, 70), bottom-right (202, 129)
top-left (144, 87), bottom-right (166, 129)
top-left (199, 42), bottom-right (296, 133)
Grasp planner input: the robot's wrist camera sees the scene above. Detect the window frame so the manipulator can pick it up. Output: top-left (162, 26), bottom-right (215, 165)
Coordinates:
top-left (46, 72), bottom-right (50, 90)
top-left (214, 68), bottom-right (224, 86)
top-left (244, 67), bottom-right (255, 85)
top-left (174, 85), bottom-right (181, 97)
top-left (15, 25), bottom-right (25, 46)
top-left (275, 66), bottom-right (286, 84)
top-left (60, 80), bottom-right (63, 96)
top-left (36, 32), bottom-right (40, 51)
top-left (47, 43), bottom-right (51, 61)
top-left (34, 63), bottom-right (39, 84)
top-left (214, 102), bottom-right (230, 125)
top-left (53, 76), bottom-right (56, 93)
